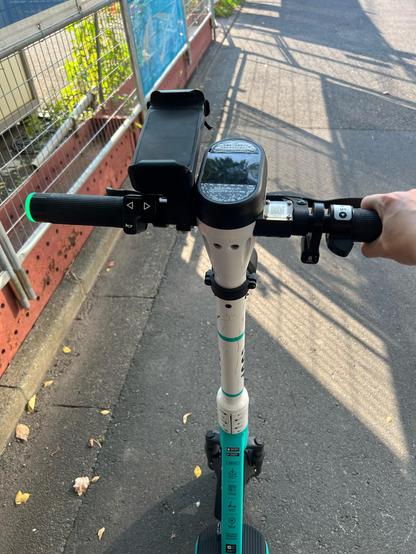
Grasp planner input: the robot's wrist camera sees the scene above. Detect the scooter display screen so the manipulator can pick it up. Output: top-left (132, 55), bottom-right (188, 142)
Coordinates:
top-left (199, 140), bottom-right (261, 204)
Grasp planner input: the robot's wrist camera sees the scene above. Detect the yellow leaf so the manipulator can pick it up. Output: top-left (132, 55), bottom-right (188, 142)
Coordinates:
top-left (63, 346), bottom-right (72, 354)
top-left (182, 412), bottom-right (192, 424)
top-left (386, 415), bottom-right (393, 424)
top-left (15, 423), bottom-right (30, 442)
top-left (43, 380), bottom-right (54, 388)
top-left (194, 465), bottom-right (202, 479)
top-left (91, 475), bottom-right (100, 484)
top-left (26, 395), bottom-right (36, 414)
top-left (97, 527), bottom-right (105, 540)
top-left (100, 410), bottom-right (111, 416)
top-left (15, 490), bottom-right (31, 505)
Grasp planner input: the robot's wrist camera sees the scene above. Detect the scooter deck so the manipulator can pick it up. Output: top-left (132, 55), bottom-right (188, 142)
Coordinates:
top-left (196, 524), bottom-right (268, 553)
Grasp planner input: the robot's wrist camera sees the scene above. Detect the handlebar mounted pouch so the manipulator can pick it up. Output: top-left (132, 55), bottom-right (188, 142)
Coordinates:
top-left (128, 89), bottom-right (210, 231)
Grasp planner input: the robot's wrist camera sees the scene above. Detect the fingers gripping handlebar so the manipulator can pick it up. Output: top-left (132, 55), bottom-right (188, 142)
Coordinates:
top-left (253, 196), bottom-right (381, 263)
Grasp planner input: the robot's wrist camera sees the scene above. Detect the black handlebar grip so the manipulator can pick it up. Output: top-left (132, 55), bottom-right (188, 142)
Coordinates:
top-left (352, 208), bottom-right (382, 243)
top-left (26, 193), bottom-right (124, 228)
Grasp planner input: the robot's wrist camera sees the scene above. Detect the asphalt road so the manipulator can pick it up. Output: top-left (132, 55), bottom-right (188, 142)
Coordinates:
top-left (1, 0), bottom-right (416, 552)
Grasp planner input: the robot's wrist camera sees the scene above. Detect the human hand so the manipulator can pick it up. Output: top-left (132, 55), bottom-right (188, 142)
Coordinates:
top-left (361, 189), bottom-right (416, 265)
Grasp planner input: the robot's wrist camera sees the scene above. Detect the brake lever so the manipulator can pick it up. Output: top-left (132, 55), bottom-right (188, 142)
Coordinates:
top-left (300, 202), bottom-right (324, 264)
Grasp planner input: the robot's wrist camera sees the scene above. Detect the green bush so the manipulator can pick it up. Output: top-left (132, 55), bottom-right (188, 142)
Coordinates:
top-left (54, 4), bottom-right (131, 120)
top-left (214, 0), bottom-right (243, 17)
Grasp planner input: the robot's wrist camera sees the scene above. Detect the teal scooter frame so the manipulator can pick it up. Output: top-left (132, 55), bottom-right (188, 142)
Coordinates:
top-left (25, 89), bottom-right (382, 554)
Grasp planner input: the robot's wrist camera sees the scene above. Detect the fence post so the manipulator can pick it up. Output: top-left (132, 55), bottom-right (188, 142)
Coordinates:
top-left (93, 12), bottom-right (105, 105)
top-left (0, 222), bottom-right (36, 301)
top-left (180, 0), bottom-right (193, 65)
top-left (120, 0), bottom-right (148, 113)
top-left (209, 0), bottom-right (217, 41)
top-left (0, 248), bottom-right (30, 310)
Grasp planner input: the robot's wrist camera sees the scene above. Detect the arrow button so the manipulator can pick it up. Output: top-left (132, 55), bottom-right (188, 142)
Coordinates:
top-left (143, 202), bottom-right (150, 211)
top-left (127, 201), bottom-right (134, 210)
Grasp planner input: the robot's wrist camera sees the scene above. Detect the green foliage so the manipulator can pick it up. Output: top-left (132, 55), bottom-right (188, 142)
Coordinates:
top-left (54, 4), bottom-right (131, 121)
top-left (23, 113), bottom-right (45, 139)
top-left (214, 0), bottom-right (243, 18)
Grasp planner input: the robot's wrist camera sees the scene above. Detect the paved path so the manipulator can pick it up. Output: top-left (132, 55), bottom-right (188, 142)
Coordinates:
top-left (1, 1), bottom-right (416, 552)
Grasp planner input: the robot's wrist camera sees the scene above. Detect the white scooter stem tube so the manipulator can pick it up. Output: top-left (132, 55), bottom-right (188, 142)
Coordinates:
top-left (198, 220), bottom-right (256, 434)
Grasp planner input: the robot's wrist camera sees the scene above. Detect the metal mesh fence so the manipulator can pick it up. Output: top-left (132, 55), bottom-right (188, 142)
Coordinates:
top-left (185, 0), bottom-right (210, 39)
top-left (0, 1), bottom-right (134, 251)
top-left (0, 0), bottom-right (213, 376)
top-left (0, 0), bottom-right (211, 255)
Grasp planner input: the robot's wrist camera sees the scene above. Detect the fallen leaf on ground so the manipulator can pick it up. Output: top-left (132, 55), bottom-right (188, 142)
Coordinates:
top-left (100, 410), bottom-right (111, 416)
top-left (88, 437), bottom-right (102, 448)
top-left (107, 260), bottom-right (115, 268)
top-left (97, 527), bottom-right (105, 541)
top-left (26, 395), bottom-right (36, 414)
top-left (63, 346), bottom-right (72, 354)
top-left (15, 423), bottom-right (30, 442)
top-left (182, 412), bottom-right (192, 424)
top-left (170, 530), bottom-right (176, 539)
top-left (43, 380), bottom-right (54, 388)
top-left (15, 490), bottom-right (31, 505)
top-left (73, 476), bottom-right (90, 496)
top-left (194, 465), bottom-right (202, 479)
top-left (386, 415), bottom-right (393, 424)
top-left (91, 476), bottom-right (100, 484)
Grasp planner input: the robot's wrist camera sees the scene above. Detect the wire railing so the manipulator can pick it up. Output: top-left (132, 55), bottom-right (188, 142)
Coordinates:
top-left (0, 0), bottom-right (212, 379)
top-left (0, 0), bottom-right (212, 296)
top-left (0, 2), bottom-right (134, 251)
top-left (185, 0), bottom-right (211, 39)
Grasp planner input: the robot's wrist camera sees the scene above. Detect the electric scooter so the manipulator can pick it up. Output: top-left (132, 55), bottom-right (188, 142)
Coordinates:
top-left (25, 89), bottom-right (382, 554)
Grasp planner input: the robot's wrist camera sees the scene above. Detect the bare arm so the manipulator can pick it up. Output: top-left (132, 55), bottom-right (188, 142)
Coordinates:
top-left (361, 189), bottom-right (416, 265)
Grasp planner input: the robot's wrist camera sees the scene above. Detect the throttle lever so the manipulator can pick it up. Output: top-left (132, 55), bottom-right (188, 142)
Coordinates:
top-left (326, 235), bottom-right (354, 257)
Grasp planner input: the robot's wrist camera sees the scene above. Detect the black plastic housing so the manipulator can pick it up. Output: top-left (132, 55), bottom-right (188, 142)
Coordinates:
top-left (128, 89), bottom-right (208, 230)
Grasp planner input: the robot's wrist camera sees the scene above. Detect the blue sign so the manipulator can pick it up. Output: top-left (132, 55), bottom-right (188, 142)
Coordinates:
top-left (127, 0), bottom-right (187, 96)
top-left (0, 0), bottom-right (67, 29)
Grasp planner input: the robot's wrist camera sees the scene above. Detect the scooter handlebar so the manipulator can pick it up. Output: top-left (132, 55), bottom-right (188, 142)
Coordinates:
top-left (25, 193), bottom-right (382, 248)
top-left (26, 193), bottom-right (124, 228)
